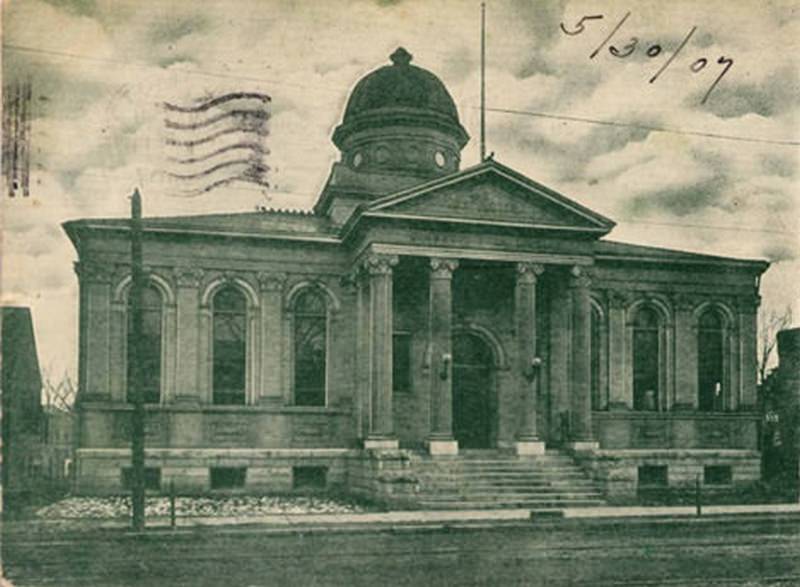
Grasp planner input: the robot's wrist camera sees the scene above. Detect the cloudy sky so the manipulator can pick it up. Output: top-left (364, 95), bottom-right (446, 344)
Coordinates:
top-left (2, 0), bottom-right (798, 379)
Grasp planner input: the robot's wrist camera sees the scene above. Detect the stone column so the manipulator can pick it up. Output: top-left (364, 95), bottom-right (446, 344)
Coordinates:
top-left (173, 268), bottom-right (203, 403)
top-left (607, 291), bottom-right (629, 409)
top-left (109, 296), bottom-right (127, 403)
top-left (569, 266), bottom-right (598, 451)
top-left (363, 254), bottom-right (399, 450)
top-left (427, 257), bottom-right (459, 455)
top-left (738, 295), bottom-right (760, 410)
top-left (515, 262), bottom-right (546, 456)
top-left (673, 293), bottom-right (698, 410)
top-left (353, 268), bottom-right (370, 440)
top-left (257, 272), bottom-right (286, 405)
top-left (75, 261), bottom-right (113, 401)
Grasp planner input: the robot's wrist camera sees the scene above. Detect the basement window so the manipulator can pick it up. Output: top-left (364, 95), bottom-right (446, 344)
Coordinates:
top-left (704, 465), bottom-right (733, 485)
top-left (210, 467), bottom-right (247, 489)
top-left (121, 467), bottom-right (161, 491)
top-left (638, 465), bottom-right (668, 487)
top-left (293, 466), bottom-right (327, 490)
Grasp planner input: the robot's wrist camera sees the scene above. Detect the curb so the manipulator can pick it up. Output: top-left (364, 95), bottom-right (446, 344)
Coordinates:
top-left (10, 510), bottom-right (800, 540)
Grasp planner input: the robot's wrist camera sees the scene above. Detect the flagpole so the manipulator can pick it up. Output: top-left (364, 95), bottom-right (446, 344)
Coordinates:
top-left (480, 1), bottom-right (486, 162)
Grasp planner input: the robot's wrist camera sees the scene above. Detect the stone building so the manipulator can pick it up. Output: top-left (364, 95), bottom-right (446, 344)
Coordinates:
top-left (1, 307), bottom-right (44, 512)
top-left (63, 48), bottom-right (769, 505)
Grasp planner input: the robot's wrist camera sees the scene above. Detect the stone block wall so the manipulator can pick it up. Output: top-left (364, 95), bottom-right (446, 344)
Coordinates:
top-left (578, 449), bottom-right (761, 504)
top-left (75, 448), bottom-right (355, 495)
top-left (592, 412), bottom-right (760, 450)
top-left (346, 450), bottom-right (421, 508)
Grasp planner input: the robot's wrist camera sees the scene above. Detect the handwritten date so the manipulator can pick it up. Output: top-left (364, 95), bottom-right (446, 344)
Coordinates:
top-left (560, 12), bottom-right (733, 105)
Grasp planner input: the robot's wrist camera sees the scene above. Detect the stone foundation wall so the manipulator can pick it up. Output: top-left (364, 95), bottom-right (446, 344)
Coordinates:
top-left (578, 449), bottom-right (761, 504)
top-left (75, 448), bottom-right (356, 495)
top-left (346, 450), bottom-right (421, 508)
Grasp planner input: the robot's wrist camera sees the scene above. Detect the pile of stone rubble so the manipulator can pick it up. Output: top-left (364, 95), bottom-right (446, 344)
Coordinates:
top-left (35, 496), bottom-right (366, 519)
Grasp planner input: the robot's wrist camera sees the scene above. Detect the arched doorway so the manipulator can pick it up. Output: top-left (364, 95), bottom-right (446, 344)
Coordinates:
top-left (452, 332), bottom-right (495, 449)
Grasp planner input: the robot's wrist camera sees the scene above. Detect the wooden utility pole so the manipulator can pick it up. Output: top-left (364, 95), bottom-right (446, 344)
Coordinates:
top-left (129, 188), bottom-right (146, 531)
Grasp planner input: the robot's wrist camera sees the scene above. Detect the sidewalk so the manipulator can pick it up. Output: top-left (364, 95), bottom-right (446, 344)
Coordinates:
top-left (14, 502), bottom-right (800, 534)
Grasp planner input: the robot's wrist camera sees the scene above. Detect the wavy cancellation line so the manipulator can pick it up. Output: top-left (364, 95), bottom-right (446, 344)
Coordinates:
top-left (166, 142), bottom-right (270, 165)
top-left (174, 176), bottom-right (271, 197)
top-left (164, 125), bottom-right (269, 147)
top-left (162, 92), bottom-right (271, 113)
top-left (165, 158), bottom-right (269, 180)
top-left (164, 109), bottom-right (270, 131)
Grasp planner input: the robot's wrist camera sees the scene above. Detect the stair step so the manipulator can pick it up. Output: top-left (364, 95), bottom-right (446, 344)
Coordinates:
top-left (416, 499), bottom-right (605, 509)
top-left (421, 492), bottom-right (604, 500)
top-left (422, 485), bottom-right (600, 495)
top-left (416, 466), bottom-right (583, 473)
top-left (416, 471), bottom-right (587, 481)
top-left (420, 478), bottom-right (598, 486)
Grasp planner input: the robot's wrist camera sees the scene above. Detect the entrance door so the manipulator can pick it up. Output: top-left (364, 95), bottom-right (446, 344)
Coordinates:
top-left (452, 333), bottom-right (494, 449)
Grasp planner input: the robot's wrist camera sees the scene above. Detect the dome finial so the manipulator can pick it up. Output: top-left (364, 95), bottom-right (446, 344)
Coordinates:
top-left (390, 47), bottom-right (412, 66)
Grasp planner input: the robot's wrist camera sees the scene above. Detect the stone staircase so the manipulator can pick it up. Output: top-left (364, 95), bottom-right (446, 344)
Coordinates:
top-left (409, 449), bottom-right (606, 510)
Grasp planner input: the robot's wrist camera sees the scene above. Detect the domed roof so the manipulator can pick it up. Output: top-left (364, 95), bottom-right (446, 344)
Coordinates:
top-left (333, 48), bottom-right (468, 149)
top-left (344, 48), bottom-right (459, 121)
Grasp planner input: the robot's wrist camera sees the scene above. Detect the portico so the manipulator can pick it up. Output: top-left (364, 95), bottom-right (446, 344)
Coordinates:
top-left (352, 237), bottom-right (603, 457)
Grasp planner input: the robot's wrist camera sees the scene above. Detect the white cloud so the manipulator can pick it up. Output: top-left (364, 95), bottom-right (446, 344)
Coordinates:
top-left (2, 0), bottom-right (798, 376)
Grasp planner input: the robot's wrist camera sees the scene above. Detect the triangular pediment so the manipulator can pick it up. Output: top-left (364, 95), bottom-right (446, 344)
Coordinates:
top-left (363, 160), bottom-right (614, 234)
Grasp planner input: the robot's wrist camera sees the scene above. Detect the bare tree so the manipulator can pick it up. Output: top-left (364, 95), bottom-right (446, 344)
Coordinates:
top-left (41, 369), bottom-right (77, 413)
top-left (758, 305), bottom-right (793, 384)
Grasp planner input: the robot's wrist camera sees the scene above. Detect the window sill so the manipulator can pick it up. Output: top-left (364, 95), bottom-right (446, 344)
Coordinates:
top-left (78, 402), bottom-right (350, 415)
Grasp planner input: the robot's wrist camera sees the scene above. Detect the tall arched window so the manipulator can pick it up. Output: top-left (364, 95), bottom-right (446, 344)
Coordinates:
top-left (212, 286), bottom-right (247, 405)
top-left (127, 284), bottom-right (162, 404)
top-left (293, 289), bottom-right (327, 406)
top-left (698, 308), bottom-right (725, 411)
top-left (633, 306), bottom-right (660, 411)
top-left (590, 305), bottom-right (604, 410)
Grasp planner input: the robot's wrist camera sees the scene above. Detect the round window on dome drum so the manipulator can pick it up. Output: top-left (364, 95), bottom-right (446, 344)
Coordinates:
top-left (352, 152), bottom-right (363, 168)
top-left (434, 151), bottom-right (446, 168)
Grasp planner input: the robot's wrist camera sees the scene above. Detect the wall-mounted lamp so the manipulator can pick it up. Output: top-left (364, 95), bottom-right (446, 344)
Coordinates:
top-left (524, 356), bottom-right (543, 382)
top-left (439, 353), bottom-right (452, 380)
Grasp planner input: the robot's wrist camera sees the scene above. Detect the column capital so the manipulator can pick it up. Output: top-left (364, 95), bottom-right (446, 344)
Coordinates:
top-left (361, 253), bottom-right (399, 276)
top-left (568, 265), bottom-right (592, 289)
top-left (672, 292), bottom-right (698, 312)
top-left (174, 267), bottom-right (205, 288)
top-left (257, 271), bottom-right (287, 292)
top-left (608, 290), bottom-right (631, 310)
top-left (74, 261), bottom-right (113, 284)
top-left (429, 257), bottom-right (459, 279)
top-left (516, 262), bottom-right (545, 284)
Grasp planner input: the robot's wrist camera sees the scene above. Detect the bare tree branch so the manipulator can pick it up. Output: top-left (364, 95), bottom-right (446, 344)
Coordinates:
top-left (41, 368), bottom-right (77, 413)
top-left (758, 305), bottom-right (793, 384)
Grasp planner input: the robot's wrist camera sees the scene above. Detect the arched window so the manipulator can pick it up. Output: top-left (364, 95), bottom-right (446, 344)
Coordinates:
top-left (698, 308), bottom-right (725, 411)
top-left (633, 306), bottom-right (660, 411)
top-left (127, 284), bottom-right (162, 404)
top-left (293, 289), bottom-right (327, 406)
top-left (590, 305), bottom-right (604, 410)
top-left (212, 286), bottom-right (247, 405)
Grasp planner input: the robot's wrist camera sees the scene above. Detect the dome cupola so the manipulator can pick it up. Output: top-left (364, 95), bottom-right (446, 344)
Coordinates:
top-left (332, 48), bottom-right (469, 178)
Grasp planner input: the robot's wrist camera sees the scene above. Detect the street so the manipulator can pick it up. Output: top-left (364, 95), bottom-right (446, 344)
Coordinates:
top-left (3, 517), bottom-right (800, 586)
